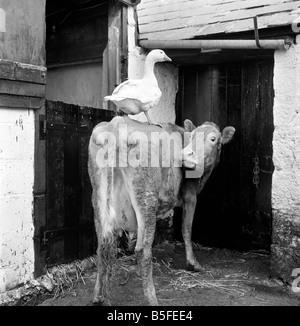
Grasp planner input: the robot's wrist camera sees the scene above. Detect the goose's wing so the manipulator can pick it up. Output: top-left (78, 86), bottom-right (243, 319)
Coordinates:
top-left (109, 79), bottom-right (143, 100)
top-left (105, 79), bottom-right (161, 106)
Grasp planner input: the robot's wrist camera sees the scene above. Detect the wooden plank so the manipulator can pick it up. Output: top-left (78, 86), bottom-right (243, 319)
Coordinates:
top-left (139, 27), bottom-right (200, 41)
top-left (139, 15), bottom-right (219, 34)
top-left (15, 62), bottom-right (47, 84)
top-left (46, 126), bottom-right (65, 230)
top-left (139, 5), bottom-right (291, 36)
top-left (0, 59), bottom-right (47, 84)
top-left (34, 112), bottom-right (46, 195)
top-left (44, 101), bottom-right (115, 266)
top-left (240, 62), bottom-right (259, 212)
top-left (268, 11), bottom-right (295, 26)
top-left (0, 60), bottom-right (15, 79)
top-left (0, 94), bottom-right (43, 109)
top-left (64, 104), bottom-right (79, 125)
top-left (64, 130), bottom-right (80, 227)
top-left (138, 0), bottom-right (252, 18)
top-left (140, 12), bottom-right (292, 39)
top-left (220, 1), bottom-right (300, 22)
top-left (33, 103), bottom-right (47, 276)
top-left (138, 0), bottom-right (297, 39)
top-left (33, 195), bottom-right (47, 276)
top-left (139, 0), bottom-right (274, 25)
top-left (0, 80), bottom-right (46, 98)
top-left (256, 60), bottom-right (274, 213)
top-left (239, 60), bottom-right (274, 248)
top-left (138, 0), bottom-right (295, 18)
top-left (46, 101), bottom-right (64, 124)
top-left (46, 236), bottom-right (65, 266)
top-left (138, 3), bottom-right (216, 21)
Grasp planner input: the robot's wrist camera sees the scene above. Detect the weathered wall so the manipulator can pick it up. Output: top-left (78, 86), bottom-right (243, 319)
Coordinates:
top-left (46, 63), bottom-right (103, 108)
top-left (0, 0), bottom-right (45, 65)
top-left (0, 0), bottom-right (46, 293)
top-left (271, 34), bottom-right (300, 283)
top-left (127, 7), bottom-right (178, 124)
top-left (0, 110), bottom-right (35, 293)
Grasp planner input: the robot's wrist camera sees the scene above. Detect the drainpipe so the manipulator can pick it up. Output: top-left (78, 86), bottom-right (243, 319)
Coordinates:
top-left (139, 37), bottom-right (294, 51)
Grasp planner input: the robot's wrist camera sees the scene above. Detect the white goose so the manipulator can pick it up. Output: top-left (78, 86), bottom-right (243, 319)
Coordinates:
top-left (104, 49), bottom-right (172, 125)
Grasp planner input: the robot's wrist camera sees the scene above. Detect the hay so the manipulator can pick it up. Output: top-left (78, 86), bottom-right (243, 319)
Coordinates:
top-left (46, 256), bottom-right (97, 297)
top-left (44, 243), bottom-right (259, 300)
top-left (111, 251), bottom-right (254, 298)
top-left (45, 238), bottom-right (132, 297)
top-left (163, 268), bottom-right (255, 297)
top-left (110, 245), bottom-right (255, 297)
top-left (115, 253), bottom-right (137, 285)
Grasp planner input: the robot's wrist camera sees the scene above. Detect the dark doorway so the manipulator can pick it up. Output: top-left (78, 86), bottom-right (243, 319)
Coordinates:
top-left (175, 59), bottom-right (274, 251)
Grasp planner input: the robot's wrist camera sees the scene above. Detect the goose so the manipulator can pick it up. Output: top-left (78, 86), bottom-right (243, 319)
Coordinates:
top-left (104, 49), bottom-right (172, 125)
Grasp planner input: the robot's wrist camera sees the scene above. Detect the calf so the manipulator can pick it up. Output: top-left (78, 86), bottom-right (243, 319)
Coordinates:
top-left (88, 116), bottom-right (235, 305)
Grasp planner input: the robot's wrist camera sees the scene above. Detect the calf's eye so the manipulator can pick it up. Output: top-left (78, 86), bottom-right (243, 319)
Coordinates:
top-left (211, 137), bottom-right (216, 142)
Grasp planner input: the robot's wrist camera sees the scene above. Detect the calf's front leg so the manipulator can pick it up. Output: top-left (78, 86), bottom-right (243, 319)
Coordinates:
top-left (182, 190), bottom-right (202, 272)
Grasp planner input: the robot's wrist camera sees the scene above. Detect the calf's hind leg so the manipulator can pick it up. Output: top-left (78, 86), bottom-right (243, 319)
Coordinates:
top-left (122, 169), bottom-right (160, 305)
top-left (135, 217), bottom-right (158, 306)
top-left (129, 191), bottom-right (158, 305)
top-left (93, 223), bottom-right (116, 305)
top-left (91, 185), bottom-right (116, 305)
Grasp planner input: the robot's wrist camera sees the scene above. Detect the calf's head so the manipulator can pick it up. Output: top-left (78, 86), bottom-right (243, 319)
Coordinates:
top-left (182, 120), bottom-right (235, 174)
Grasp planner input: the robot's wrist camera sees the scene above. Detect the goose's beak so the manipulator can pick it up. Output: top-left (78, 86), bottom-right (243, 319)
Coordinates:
top-left (164, 54), bottom-right (172, 62)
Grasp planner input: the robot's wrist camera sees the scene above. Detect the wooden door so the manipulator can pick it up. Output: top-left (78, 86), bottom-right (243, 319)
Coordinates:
top-left (41, 101), bottom-right (115, 267)
top-left (176, 59), bottom-right (274, 251)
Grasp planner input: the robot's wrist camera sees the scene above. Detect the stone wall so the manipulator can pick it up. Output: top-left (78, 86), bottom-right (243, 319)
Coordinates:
top-left (0, 0), bottom-right (46, 293)
top-left (0, 109), bottom-right (35, 293)
top-left (271, 34), bottom-right (300, 283)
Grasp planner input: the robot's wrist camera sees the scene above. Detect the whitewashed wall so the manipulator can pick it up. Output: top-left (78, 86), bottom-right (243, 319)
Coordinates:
top-left (271, 34), bottom-right (300, 282)
top-left (127, 7), bottom-right (178, 124)
top-left (0, 109), bottom-right (35, 293)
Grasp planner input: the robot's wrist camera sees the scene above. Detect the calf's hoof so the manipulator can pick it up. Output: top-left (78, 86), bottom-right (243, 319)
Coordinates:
top-left (92, 295), bottom-right (111, 306)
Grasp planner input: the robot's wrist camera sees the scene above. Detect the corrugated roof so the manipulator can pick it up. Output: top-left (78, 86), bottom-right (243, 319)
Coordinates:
top-left (137, 0), bottom-right (300, 40)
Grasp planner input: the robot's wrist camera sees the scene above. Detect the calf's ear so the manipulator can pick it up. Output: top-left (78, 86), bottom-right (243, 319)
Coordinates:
top-left (184, 119), bottom-right (196, 132)
top-left (221, 126), bottom-right (235, 144)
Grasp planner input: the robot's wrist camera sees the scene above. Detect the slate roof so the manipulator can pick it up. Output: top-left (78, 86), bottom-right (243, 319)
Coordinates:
top-left (137, 0), bottom-right (300, 40)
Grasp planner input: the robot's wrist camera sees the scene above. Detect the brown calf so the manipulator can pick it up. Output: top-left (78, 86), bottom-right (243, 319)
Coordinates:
top-left (88, 116), bottom-right (235, 305)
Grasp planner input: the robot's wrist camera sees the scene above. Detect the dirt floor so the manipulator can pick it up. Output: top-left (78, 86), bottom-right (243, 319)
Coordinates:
top-left (33, 242), bottom-right (300, 306)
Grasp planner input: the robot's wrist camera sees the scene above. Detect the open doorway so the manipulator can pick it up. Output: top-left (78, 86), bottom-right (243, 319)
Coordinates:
top-left (175, 58), bottom-right (274, 252)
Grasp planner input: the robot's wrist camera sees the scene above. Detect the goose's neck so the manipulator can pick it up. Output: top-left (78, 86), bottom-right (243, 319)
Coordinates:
top-left (143, 57), bottom-right (157, 80)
